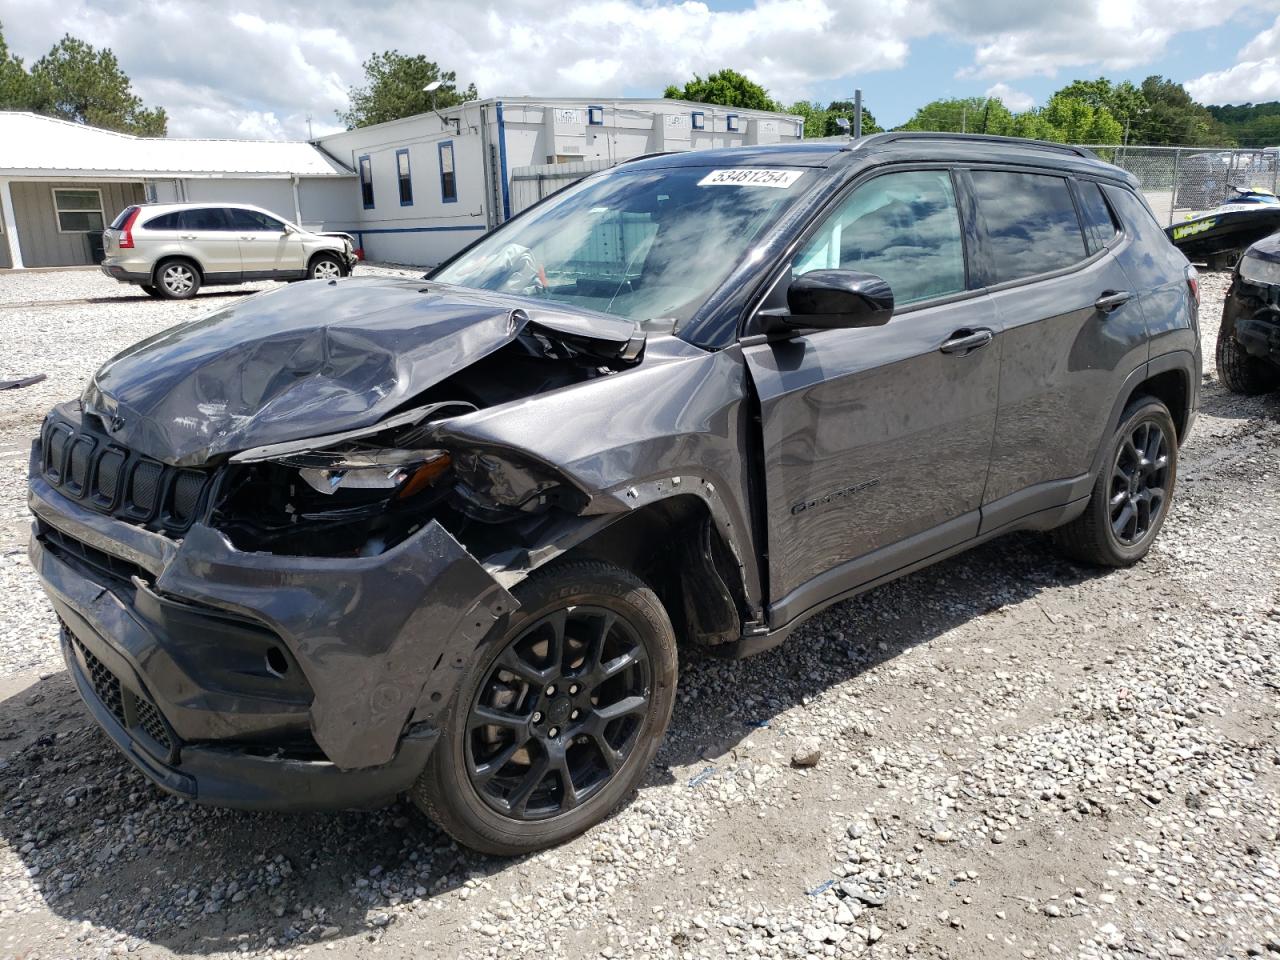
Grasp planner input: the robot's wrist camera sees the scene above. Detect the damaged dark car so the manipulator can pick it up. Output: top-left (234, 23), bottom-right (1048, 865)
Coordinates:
top-left (29, 134), bottom-right (1201, 854)
top-left (1217, 231), bottom-right (1280, 395)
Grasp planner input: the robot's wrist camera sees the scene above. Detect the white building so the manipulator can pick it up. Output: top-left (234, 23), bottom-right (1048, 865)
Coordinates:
top-left (0, 112), bottom-right (352, 269)
top-left (314, 97), bottom-right (804, 265)
top-left (0, 98), bottom-right (804, 271)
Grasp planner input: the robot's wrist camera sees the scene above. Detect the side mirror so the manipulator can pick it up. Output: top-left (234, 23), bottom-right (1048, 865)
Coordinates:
top-left (760, 270), bottom-right (895, 333)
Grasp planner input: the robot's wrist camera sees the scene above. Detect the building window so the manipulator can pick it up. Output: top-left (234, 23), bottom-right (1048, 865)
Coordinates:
top-left (726, 114), bottom-right (739, 133)
top-left (359, 155), bottom-right (374, 209)
top-left (439, 140), bottom-right (457, 203)
top-left (588, 105), bottom-right (604, 126)
top-left (691, 111), bottom-right (705, 131)
top-left (396, 148), bottom-right (413, 206)
top-left (53, 188), bottom-right (104, 233)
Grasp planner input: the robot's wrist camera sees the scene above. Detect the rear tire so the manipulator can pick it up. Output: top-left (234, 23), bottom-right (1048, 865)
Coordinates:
top-left (140, 284), bottom-right (163, 299)
top-left (308, 253), bottom-right (344, 281)
top-left (1216, 311), bottom-right (1279, 395)
top-left (412, 559), bottom-right (677, 856)
top-left (1053, 397), bottom-right (1178, 567)
top-left (153, 259), bottom-right (201, 300)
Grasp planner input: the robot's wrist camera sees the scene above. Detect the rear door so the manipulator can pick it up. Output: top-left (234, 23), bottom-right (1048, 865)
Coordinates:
top-left (969, 169), bottom-right (1149, 528)
top-left (178, 207), bottom-right (241, 279)
top-left (227, 208), bottom-right (307, 277)
top-left (742, 167), bottom-right (1001, 624)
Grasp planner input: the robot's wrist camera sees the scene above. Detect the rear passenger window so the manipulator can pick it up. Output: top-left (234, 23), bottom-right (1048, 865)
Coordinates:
top-left (971, 171), bottom-right (1087, 283)
top-left (792, 169), bottom-right (966, 306)
top-left (143, 212), bottom-right (181, 230)
top-left (180, 208), bottom-right (231, 231)
top-left (1076, 181), bottom-right (1118, 253)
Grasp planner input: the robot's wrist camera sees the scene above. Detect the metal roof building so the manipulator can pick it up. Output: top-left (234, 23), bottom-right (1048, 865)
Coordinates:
top-left (0, 112), bottom-right (353, 269)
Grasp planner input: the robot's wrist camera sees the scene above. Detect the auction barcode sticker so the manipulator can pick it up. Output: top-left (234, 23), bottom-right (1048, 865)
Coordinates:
top-left (697, 168), bottom-right (804, 188)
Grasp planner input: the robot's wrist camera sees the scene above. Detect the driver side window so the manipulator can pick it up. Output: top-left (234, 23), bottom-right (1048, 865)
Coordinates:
top-left (792, 169), bottom-right (966, 307)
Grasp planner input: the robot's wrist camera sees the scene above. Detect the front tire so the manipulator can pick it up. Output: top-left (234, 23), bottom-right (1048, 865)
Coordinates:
top-left (1053, 397), bottom-right (1178, 567)
top-left (308, 253), bottom-right (344, 281)
top-left (154, 260), bottom-right (201, 300)
top-left (413, 559), bottom-right (677, 856)
top-left (1216, 311), bottom-right (1279, 395)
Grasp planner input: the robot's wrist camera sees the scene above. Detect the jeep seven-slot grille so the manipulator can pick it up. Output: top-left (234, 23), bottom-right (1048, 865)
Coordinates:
top-left (41, 417), bottom-right (213, 533)
top-left (66, 627), bottom-right (174, 756)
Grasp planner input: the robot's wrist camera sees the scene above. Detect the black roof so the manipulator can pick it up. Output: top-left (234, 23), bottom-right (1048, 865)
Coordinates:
top-left (623, 132), bottom-right (1134, 185)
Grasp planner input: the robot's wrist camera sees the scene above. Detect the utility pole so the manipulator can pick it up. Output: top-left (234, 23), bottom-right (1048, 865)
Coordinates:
top-left (961, 103), bottom-right (967, 134)
top-left (853, 89), bottom-right (863, 139)
top-left (306, 113), bottom-right (313, 139)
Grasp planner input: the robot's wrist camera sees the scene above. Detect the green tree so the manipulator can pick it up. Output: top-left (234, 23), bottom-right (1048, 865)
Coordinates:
top-left (339, 51), bottom-right (477, 129)
top-left (1132, 76), bottom-right (1222, 146)
top-left (823, 100), bottom-right (883, 137)
top-left (26, 35), bottom-right (166, 134)
top-left (0, 21), bottom-right (33, 110)
top-left (899, 96), bottom-right (1014, 135)
top-left (663, 69), bottom-right (779, 111)
top-left (1040, 93), bottom-right (1124, 144)
top-left (787, 100), bottom-right (829, 137)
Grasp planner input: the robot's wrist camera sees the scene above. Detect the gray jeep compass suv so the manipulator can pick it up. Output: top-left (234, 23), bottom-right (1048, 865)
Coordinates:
top-left (28, 134), bottom-right (1201, 854)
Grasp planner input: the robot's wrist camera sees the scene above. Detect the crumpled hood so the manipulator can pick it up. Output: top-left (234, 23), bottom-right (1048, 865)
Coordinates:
top-left (82, 277), bottom-right (640, 466)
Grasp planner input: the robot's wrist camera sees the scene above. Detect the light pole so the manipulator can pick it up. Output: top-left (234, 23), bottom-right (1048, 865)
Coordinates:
top-left (423, 79), bottom-right (442, 112)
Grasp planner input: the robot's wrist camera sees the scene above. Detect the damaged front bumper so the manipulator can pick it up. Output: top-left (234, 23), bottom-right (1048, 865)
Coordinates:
top-left (1225, 278), bottom-right (1280, 363)
top-left (27, 448), bottom-right (515, 811)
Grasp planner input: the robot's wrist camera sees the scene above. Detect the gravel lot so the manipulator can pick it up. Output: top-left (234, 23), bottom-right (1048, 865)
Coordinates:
top-left (1, 267), bottom-right (1278, 960)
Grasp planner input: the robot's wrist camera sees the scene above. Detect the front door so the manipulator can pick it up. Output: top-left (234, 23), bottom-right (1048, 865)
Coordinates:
top-left (227, 208), bottom-right (307, 276)
top-left (743, 168), bottom-right (1001, 625)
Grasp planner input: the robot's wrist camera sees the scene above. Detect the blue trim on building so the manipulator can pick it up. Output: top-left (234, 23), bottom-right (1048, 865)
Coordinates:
top-left (726, 114), bottom-right (739, 132)
top-left (691, 111), bottom-right (705, 130)
top-left (437, 140), bottom-right (458, 204)
top-left (588, 104), bottom-right (604, 126)
top-left (396, 148), bottom-right (413, 207)
top-left (496, 101), bottom-right (511, 222)
top-left (358, 154), bottom-right (374, 210)
top-left (357, 225), bottom-right (486, 235)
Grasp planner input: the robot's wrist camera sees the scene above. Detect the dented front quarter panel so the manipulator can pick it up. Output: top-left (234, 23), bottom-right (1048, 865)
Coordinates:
top-left (431, 336), bottom-right (764, 611)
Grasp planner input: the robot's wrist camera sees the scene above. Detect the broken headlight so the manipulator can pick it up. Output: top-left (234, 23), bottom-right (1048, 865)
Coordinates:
top-left (1239, 254), bottom-right (1280, 287)
top-left (284, 449), bottom-right (453, 497)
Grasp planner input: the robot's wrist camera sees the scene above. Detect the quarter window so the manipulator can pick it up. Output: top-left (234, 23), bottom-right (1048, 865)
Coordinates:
top-left (439, 141), bottom-right (457, 202)
top-left (359, 155), bottom-right (374, 209)
top-left (1076, 180), bottom-right (1118, 253)
top-left (971, 171), bottom-right (1088, 283)
top-left (792, 169), bottom-right (967, 306)
top-left (53, 189), bottom-right (104, 233)
top-left (397, 148), bottom-right (413, 206)
top-left (143, 212), bottom-right (182, 230)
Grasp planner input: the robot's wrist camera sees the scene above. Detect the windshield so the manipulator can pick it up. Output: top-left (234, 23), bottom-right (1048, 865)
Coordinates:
top-left (432, 165), bottom-right (813, 333)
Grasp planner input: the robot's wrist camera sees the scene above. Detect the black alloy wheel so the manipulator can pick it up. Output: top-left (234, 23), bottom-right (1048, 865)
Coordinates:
top-left (1108, 419), bottom-right (1170, 546)
top-left (466, 605), bottom-right (651, 820)
top-left (412, 559), bottom-right (677, 855)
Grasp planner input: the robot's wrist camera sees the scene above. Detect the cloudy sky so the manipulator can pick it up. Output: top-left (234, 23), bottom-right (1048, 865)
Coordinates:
top-left (3, 0), bottom-right (1279, 140)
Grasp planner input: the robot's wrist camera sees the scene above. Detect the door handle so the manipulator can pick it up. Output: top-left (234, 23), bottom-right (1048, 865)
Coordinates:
top-left (179, 235), bottom-right (196, 240)
top-left (240, 236), bottom-right (256, 241)
top-left (1094, 290), bottom-right (1132, 313)
top-left (939, 328), bottom-right (994, 356)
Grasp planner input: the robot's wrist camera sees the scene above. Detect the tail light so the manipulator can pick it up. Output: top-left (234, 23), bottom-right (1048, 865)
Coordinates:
top-left (1186, 267), bottom-right (1199, 307)
top-left (118, 207), bottom-right (141, 249)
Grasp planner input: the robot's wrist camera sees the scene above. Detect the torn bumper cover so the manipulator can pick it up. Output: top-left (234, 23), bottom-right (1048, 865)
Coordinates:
top-left (1224, 279), bottom-right (1280, 362)
top-left (28, 455), bottom-right (515, 811)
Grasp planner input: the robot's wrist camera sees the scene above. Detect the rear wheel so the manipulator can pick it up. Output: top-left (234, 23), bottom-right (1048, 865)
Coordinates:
top-left (1053, 397), bottom-right (1178, 567)
top-left (154, 260), bottom-right (201, 300)
top-left (1217, 311), bottom-right (1279, 395)
top-left (309, 254), bottom-right (344, 281)
top-left (413, 560), bottom-right (677, 855)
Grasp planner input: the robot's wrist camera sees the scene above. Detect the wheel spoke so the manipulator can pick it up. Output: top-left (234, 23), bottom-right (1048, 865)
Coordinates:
top-left (498, 647), bottom-right (550, 685)
top-left (544, 608), bottom-right (568, 673)
top-left (581, 611), bottom-right (615, 677)
top-left (1112, 501), bottom-right (1135, 539)
top-left (472, 737), bottom-right (527, 784)
top-left (592, 733), bottom-right (624, 773)
top-left (468, 703), bottom-right (527, 732)
top-left (551, 746), bottom-right (581, 811)
top-left (595, 694), bottom-right (648, 724)
top-left (506, 754), bottom-right (551, 816)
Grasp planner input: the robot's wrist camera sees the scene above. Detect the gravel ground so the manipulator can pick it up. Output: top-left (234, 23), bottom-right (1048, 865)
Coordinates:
top-left (0, 267), bottom-right (1278, 960)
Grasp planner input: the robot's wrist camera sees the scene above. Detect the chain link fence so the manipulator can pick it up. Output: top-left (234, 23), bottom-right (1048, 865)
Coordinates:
top-left (1080, 145), bottom-right (1280, 225)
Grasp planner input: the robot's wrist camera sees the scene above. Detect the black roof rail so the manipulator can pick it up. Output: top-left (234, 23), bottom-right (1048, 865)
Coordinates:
top-left (857, 131), bottom-right (1098, 160)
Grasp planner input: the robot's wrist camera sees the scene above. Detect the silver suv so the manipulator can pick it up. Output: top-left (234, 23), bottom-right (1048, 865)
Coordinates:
top-left (101, 202), bottom-right (357, 300)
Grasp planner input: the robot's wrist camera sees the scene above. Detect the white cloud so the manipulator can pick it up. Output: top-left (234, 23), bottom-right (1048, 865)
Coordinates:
top-left (1185, 14), bottom-right (1280, 104)
top-left (2, 0), bottom-right (1278, 138)
top-left (984, 82), bottom-right (1035, 111)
